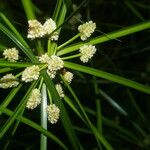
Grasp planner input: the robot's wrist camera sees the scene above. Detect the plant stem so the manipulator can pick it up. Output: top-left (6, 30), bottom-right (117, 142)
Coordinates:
top-left (40, 83), bottom-right (47, 150)
top-left (61, 54), bottom-right (81, 60)
top-left (57, 34), bottom-right (80, 50)
top-left (57, 21), bottom-right (150, 56)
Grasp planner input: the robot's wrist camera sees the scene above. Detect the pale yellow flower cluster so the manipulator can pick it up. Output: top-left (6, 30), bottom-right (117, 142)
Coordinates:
top-left (63, 71), bottom-right (74, 84)
top-left (26, 88), bottom-right (42, 109)
top-left (0, 74), bottom-right (19, 89)
top-left (55, 84), bottom-right (65, 98)
top-left (3, 48), bottom-right (19, 62)
top-left (21, 65), bottom-right (40, 82)
top-left (79, 45), bottom-right (97, 63)
top-left (27, 19), bottom-right (58, 40)
top-left (78, 21), bottom-right (96, 41)
top-left (47, 104), bottom-right (60, 124)
top-left (39, 54), bottom-right (64, 79)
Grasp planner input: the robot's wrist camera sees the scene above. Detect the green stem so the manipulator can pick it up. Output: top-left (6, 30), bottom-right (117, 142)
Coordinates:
top-left (57, 34), bottom-right (80, 50)
top-left (47, 39), bottom-right (51, 56)
top-left (57, 21), bottom-right (150, 56)
top-left (37, 40), bottom-right (44, 55)
top-left (21, 0), bottom-right (36, 20)
top-left (61, 54), bottom-right (81, 60)
top-left (40, 83), bottom-right (47, 150)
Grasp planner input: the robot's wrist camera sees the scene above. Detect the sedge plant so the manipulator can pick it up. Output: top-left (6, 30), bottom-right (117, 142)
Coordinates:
top-left (0, 0), bottom-right (150, 150)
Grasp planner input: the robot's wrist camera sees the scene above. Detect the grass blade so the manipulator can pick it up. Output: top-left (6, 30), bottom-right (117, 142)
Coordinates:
top-left (0, 13), bottom-right (30, 48)
top-left (0, 22), bottom-right (37, 62)
top-left (64, 61), bottom-right (150, 94)
top-left (40, 83), bottom-right (47, 150)
top-left (41, 70), bottom-right (80, 150)
top-left (57, 21), bottom-right (150, 56)
top-left (0, 106), bottom-right (68, 150)
top-left (0, 81), bottom-right (38, 139)
top-left (21, 0), bottom-right (36, 20)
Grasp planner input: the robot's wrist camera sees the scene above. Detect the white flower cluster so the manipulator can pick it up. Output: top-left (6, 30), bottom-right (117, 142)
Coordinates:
top-left (39, 53), bottom-right (50, 63)
top-left (39, 54), bottom-right (64, 79)
top-left (63, 71), bottom-right (73, 84)
top-left (79, 45), bottom-right (97, 63)
top-left (27, 20), bottom-right (44, 39)
top-left (55, 84), bottom-right (64, 98)
top-left (27, 19), bottom-right (58, 40)
top-left (47, 104), bottom-right (60, 124)
top-left (78, 21), bottom-right (96, 41)
top-left (22, 65), bottom-right (40, 82)
top-left (0, 74), bottom-right (19, 89)
top-left (26, 88), bottom-right (41, 109)
top-left (3, 48), bottom-right (19, 62)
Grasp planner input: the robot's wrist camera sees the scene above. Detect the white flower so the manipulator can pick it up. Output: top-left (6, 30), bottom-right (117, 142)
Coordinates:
top-left (78, 21), bottom-right (96, 41)
top-left (43, 18), bottom-right (59, 40)
top-left (47, 104), bottom-right (60, 124)
top-left (39, 53), bottom-right (50, 63)
top-left (43, 18), bottom-right (57, 35)
top-left (48, 55), bottom-right (64, 72)
top-left (0, 74), bottom-right (19, 89)
top-left (63, 71), bottom-right (73, 83)
top-left (47, 70), bottom-right (56, 79)
top-left (22, 65), bottom-right (40, 82)
top-left (26, 88), bottom-right (41, 110)
top-left (55, 84), bottom-right (64, 98)
top-left (3, 48), bottom-right (19, 62)
top-left (27, 20), bottom-right (44, 39)
top-left (79, 45), bottom-right (97, 63)
top-left (50, 32), bottom-right (59, 41)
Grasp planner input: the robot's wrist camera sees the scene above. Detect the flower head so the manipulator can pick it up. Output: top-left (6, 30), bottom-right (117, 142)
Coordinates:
top-left (63, 71), bottom-right (73, 84)
top-left (0, 74), bottom-right (19, 89)
top-left (79, 45), bottom-right (97, 63)
top-left (27, 20), bottom-right (44, 39)
top-left (43, 18), bottom-right (59, 40)
top-left (22, 65), bottom-right (40, 82)
top-left (39, 53), bottom-right (50, 63)
top-left (55, 84), bottom-right (65, 98)
top-left (78, 21), bottom-right (96, 41)
top-left (47, 70), bottom-right (56, 79)
top-left (48, 55), bottom-right (64, 72)
top-left (47, 104), bottom-right (60, 124)
top-left (26, 88), bottom-right (41, 109)
top-left (3, 48), bottom-right (19, 62)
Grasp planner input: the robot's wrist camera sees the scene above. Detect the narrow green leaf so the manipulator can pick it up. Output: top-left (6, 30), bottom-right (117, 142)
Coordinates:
top-left (64, 96), bottom-right (85, 123)
top-left (52, 0), bottom-right (63, 21)
top-left (64, 61), bottom-right (150, 94)
top-left (0, 61), bottom-right (42, 68)
top-left (61, 75), bottom-right (113, 150)
top-left (0, 106), bottom-right (68, 150)
top-left (96, 99), bottom-right (103, 134)
top-left (0, 22), bottom-right (37, 62)
top-left (21, 0), bottom-right (36, 20)
top-left (0, 44), bottom-right (6, 51)
top-left (40, 83), bottom-right (47, 150)
top-left (57, 21), bottom-right (150, 56)
top-left (98, 89), bottom-right (128, 116)
top-left (0, 84), bottom-right (23, 115)
top-left (0, 13), bottom-right (29, 48)
top-left (41, 70), bottom-right (80, 150)
top-left (62, 0), bottom-right (72, 11)
top-left (0, 68), bottom-right (13, 73)
top-left (124, 0), bottom-right (145, 21)
top-left (0, 81), bottom-right (38, 138)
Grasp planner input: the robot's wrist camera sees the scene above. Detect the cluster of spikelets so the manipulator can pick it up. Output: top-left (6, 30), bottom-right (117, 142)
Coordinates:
top-left (0, 17), bottom-right (97, 124)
